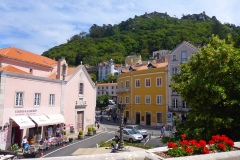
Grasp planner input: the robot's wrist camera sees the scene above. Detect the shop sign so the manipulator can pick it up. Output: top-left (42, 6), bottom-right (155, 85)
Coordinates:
top-left (15, 109), bottom-right (37, 116)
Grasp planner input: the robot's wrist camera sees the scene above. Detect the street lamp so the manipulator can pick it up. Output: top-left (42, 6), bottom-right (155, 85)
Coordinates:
top-left (117, 102), bottom-right (126, 150)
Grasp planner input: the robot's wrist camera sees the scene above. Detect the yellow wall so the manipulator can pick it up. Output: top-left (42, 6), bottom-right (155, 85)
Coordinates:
top-left (117, 66), bottom-right (168, 126)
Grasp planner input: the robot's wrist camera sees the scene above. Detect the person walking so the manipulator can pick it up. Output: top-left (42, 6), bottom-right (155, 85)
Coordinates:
top-left (123, 117), bottom-right (127, 126)
top-left (21, 136), bottom-right (27, 152)
top-left (97, 121), bottom-right (100, 129)
top-left (160, 125), bottom-right (166, 138)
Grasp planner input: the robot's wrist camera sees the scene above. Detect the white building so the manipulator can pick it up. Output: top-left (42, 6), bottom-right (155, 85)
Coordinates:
top-left (98, 59), bottom-right (120, 81)
top-left (96, 83), bottom-right (117, 102)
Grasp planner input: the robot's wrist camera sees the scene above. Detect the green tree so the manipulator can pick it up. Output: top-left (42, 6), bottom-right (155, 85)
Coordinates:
top-left (170, 35), bottom-right (240, 141)
top-left (107, 74), bottom-right (117, 83)
top-left (96, 94), bottom-right (110, 110)
top-left (89, 73), bottom-right (97, 82)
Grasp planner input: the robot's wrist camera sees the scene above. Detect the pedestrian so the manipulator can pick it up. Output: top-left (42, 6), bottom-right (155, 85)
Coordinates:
top-left (160, 125), bottom-right (166, 138)
top-left (21, 136), bottom-right (27, 152)
top-left (123, 117), bottom-right (127, 126)
top-left (97, 121), bottom-right (100, 129)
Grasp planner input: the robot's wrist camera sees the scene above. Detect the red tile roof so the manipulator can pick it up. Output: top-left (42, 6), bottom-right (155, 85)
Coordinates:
top-left (0, 47), bottom-right (57, 68)
top-left (0, 65), bottom-right (29, 75)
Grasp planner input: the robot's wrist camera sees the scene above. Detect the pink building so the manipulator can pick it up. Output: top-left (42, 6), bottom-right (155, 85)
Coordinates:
top-left (0, 47), bottom-right (96, 150)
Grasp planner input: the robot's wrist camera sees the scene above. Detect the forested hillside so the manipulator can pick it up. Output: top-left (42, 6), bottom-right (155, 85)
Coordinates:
top-left (42, 11), bottom-right (240, 66)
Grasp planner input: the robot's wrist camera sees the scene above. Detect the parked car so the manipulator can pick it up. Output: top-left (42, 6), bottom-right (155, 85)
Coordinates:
top-left (115, 128), bottom-right (143, 143)
top-left (125, 125), bottom-right (149, 138)
top-left (109, 100), bottom-right (116, 105)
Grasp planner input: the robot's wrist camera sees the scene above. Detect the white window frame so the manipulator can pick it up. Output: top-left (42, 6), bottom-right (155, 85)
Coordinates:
top-left (126, 80), bottom-right (129, 89)
top-left (172, 89), bottom-right (177, 95)
top-left (49, 94), bottom-right (55, 106)
top-left (182, 101), bottom-right (188, 108)
top-left (156, 112), bottom-right (163, 123)
top-left (172, 67), bottom-right (178, 75)
top-left (156, 95), bottom-right (162, 105)
top-left (145, 78), bottom-right (151, 87)
top-left (135, 79), bottom-right (140, 88)
top-left (181, 51), bottom-right (187, 63)
top-left (172, 55), bottom-right (177, 61)
top-left (15, 92), bottom-right (24, 107)
top-left (79, 82), bottom-right (84, 95)
top-left (135, 95), bottom-right (140, 104)
top-left (173, 99), bottom-right (178, 108)
top-left (125, 96), bottom-right (129, 104)
top-left (145, 95), bottom-right (151, 104)
top-left (156, 77), bottom-right (162, 87)
top-left (34, 93), bottom-right (41, 106)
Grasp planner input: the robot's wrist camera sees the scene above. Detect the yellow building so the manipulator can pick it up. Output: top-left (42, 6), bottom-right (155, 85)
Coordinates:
top-left (117, 62), bottom-right (168, 127)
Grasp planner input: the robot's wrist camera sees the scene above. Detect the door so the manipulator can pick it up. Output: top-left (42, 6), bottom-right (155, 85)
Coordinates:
top-left (136, 112), bottom-right (140, 124)
top-left (77, 111), bottom-right (84, 131)
top-left (146, 113), bottom-right (151, 126)
top-left (12, 126), bottom-right (22, 146)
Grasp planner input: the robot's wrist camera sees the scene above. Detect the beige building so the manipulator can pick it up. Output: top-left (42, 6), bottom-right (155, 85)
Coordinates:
top-left (125, 55), bottom-right (142, 67)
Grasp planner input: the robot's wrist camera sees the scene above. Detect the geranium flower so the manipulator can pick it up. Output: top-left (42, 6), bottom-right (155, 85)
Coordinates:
top-left (218, 143), bottom-right (226, 150)
top-left (189, 140), bottom-right (197, 145)
top-left (181, 134), bottom-right (187, 140)
top-left (202, 147), bottom-right (209, 154)
top-left (208, 140), bottom-right (214, 145)
top-left (168, 142), bottom-right (177, 148)
top-left (212, 134), bottom-right (220, 142)
top-left (186, 147), bottom-right (192, 154)
top-left (199, 140), bottom-right (206, 147)
top-left (227, 139), bottom-right (234, 146)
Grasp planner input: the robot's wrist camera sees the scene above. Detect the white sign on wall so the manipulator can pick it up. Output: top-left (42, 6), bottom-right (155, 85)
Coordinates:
top-left (167, 112), bottom-right (173, 126)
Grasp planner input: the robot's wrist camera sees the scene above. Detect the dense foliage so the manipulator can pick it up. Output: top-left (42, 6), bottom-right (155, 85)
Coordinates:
top-left (96, 94), bottom-right (110, 109)
top-left (42, 12), bottom-right (240, 66)
top-left (170, 35), bottom-right (240, 141)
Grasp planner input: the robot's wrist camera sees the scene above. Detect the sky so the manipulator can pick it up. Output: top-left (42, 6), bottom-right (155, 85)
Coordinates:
top-left (0, 0), bottom-right (239, 55)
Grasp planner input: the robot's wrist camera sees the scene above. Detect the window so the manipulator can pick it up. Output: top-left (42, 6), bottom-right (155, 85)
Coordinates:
top-left (125, 96), bottom-right (129, 104)
top-left (34, 93), bottom-right (41, 106)
top-left (135, 96), bottom-right (140, 104)
top-left (172, 99), bottom-right (178, 108)
top-left (102, 91), bottom-right (104, 94)
top-left (79, 83), bottom-right (84, 95)
top-left (106, 86), bottom-right (108, 89)
top-left (15, 92), bottom-right (23, 106)
top-left (120, 97), bottom-right (123, 103)
top-left (172, 89), bottom-right (177, 95)
top-left (145, 95), bottom-right (151, 104)
top-left (135, 79), bottom-right (140, 88)
top-left (126, 111), bottom-right (130, 119)
top-left (102, 87), bottom-right (104, 89)
top-left (98, 87), bottom-right (100, 89)
top-left (49, 94), bottom-right (55, 105)
top-left (112, 86), bottom-right (114, 89)
top-left (98, 92), bottom-right (100, 94)
top-left (181, 51), bottom-right (187, 63)
top-left (121, 81), bottom-right (124, 89)
top-left (172, 55), bottom-right (177, 61)
top-left (182, 101), bottom-right (188, 108)
top-left (156, 77), bottom-right (162, 86)
top-left (112, 91), bottom-right (114, 94)
top-left (106, 91), bottom-right (109, 94)
top-left (145, 78), bottom-right (151, 87)
top-left (157, 113), bottom-right (163, 123)
top-left (116, 86), bottom-right (118, 89)
top-left (156, 95), bottom-right (162, 105)
top-left (126, 81), bottom-right (129, 89)
top-left (172, 67), bottom-right (177, 75)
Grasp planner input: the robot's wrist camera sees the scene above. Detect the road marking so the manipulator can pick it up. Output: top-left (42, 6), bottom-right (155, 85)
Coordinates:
top-left (41, 126), bottom-right (108, 158)
top-left (108, 131), bottom-right (115, 134)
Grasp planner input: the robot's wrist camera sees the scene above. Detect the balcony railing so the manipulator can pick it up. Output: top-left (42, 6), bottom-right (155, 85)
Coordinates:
top-left (116, 88), bottom-right (130, 93)
top-left (168, 106), bottom-right (190, 112)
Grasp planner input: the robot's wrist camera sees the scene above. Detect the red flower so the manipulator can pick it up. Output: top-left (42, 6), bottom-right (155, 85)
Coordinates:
top-left (189, 140), bottom-right (197, 145)
top-left (181, 134), bottom-right (187, 140)
top-left (186, 147), bottom-right (192, 154)
top-left (168, 142), bottom-right (177, 148)
top-left (202, 147), bottom-right (209, 154)
top-left (208, 140), bottom-right (214, 145)
top-left (199, 140), bottom-right (206, 147)
top-left (195, 143), bottom-right (201, 149)
top-left (218, 143), bottom-right (226, 150)
top-left (227, 139), bottom-right (234, 146)
top-left (212, 135), bottom-right (220, 142)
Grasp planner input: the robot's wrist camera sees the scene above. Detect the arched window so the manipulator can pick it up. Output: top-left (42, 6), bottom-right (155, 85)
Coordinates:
top-left (79, 83), bottom-right (84, 95)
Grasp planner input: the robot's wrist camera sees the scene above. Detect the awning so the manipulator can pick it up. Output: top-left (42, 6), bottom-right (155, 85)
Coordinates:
top-left (46, 114), bottom-right (65, 124)
top-left (29, 115), bottom-right (53, 126)
top-left (11, 116), bottom-right (35, 129)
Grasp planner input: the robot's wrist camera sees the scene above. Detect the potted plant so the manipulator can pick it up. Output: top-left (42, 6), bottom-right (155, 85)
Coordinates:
top-left (88, 127), bottom-right (93, 136)
top-left (11, 144), bottom-right (19, 154)
top-left (78, 130), bottom-right (84, 140)
top-left (69, 137), bottom-right (73, 142)
top-left (92, 127), bottom-right (96, 134)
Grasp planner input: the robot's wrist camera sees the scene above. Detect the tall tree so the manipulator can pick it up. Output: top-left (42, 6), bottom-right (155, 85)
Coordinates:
top-left (170, 35), bottom-right (240, 141)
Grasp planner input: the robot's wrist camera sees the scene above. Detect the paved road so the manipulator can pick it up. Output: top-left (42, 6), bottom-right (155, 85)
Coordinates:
top-left (43, 122), bottom-right (166, 158)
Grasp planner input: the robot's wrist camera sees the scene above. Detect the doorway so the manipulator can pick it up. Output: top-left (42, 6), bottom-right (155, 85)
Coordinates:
top-left (77, 111), bottom-right (84, 131)
top-left (146, 113), bottom-right (151, 126)
top-left (11, 126), bottom-right (22, 146)
top-left (136, 112), bottom-right (140, 124)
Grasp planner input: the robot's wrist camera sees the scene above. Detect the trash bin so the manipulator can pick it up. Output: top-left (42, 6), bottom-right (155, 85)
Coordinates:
top-left (70, 126), bottom-right (74, 133)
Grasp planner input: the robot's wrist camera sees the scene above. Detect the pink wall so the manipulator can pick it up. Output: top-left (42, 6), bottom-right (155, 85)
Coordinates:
top-left (64, 67), bottom-right (96, 130)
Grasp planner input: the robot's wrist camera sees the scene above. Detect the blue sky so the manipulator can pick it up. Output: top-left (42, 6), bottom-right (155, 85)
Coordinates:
top-left (0, 0), bottom-right (239, 54)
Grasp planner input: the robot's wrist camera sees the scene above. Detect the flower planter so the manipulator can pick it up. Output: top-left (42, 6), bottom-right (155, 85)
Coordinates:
top-left (78, 135), bottom-right (84, 140)
top-left (88, 131), bottom-right (93, 136)
top-left (69, 138), bottom-right (73, 142)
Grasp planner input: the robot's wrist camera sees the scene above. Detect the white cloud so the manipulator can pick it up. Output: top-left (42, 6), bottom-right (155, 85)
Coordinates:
top-left (0, 0), bottom-right (239, 54)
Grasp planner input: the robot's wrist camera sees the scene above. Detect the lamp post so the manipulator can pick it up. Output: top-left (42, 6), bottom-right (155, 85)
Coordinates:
top-left (117, 102), bottom-right (126, 150)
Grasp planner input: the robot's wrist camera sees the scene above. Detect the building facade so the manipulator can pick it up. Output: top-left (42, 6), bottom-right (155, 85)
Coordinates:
top-left (166, 41), bottom-right (198, 115)
top-left (96, 83), bottom-right (117, 102)
top-left (0, 47), bottom-right (96, 150)
top-left (98, 59), bottom-right (120, 81)
top-left (125, 55), bottom-right (142, 67)
top-left (117, 62), bottom-right (168, 127)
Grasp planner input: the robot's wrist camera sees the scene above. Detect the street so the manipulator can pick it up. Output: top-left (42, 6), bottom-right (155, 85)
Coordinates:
top-left (43, 121), bottom-right (166, 158)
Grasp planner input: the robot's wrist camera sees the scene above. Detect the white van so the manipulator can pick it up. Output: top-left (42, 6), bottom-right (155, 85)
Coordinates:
top-left (109, 100), bottom-right (115, 105)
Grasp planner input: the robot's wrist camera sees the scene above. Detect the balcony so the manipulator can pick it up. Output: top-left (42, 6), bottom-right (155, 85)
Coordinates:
top-left (168, 106), bottom-right (190, 112)
top-left (116, 88), bottom-right (130, 93)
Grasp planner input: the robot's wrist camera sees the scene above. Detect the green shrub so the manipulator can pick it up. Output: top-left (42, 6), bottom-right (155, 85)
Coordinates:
top-left (88, 127), bottom-right (93, 132)
top-left (79, 130), bottom-right (83, 135)
top-left (11, 144), bottom-right (19, 153)
top-left (92, 127), bottom-right (96, 131)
